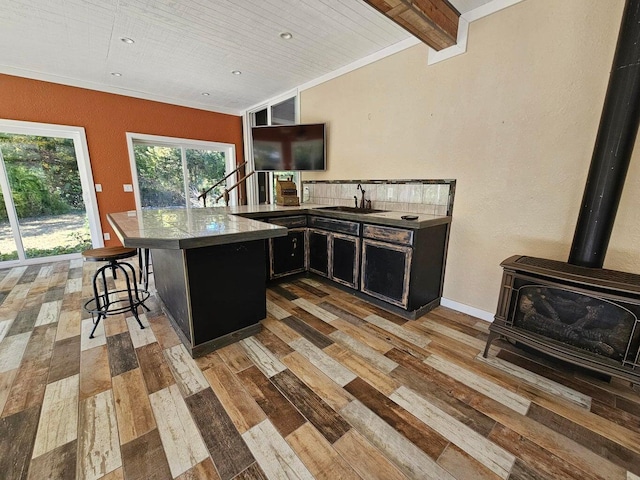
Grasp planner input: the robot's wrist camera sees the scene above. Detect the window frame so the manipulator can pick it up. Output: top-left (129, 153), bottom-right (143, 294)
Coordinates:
top-left (125, 132), bottom-right (237, 209)
top-left (244, 90), bottom-right (300, 205)
top-left (0, 118), bottom-right (103, 265)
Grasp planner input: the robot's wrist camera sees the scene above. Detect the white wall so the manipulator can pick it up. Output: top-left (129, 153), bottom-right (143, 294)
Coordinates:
top-left (300, 0), bottom-right (640, 315)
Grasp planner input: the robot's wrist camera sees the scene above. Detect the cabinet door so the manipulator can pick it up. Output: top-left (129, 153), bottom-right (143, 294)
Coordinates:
top-left (330, 233), bottom-right (360, 289)
top-left (361, 238), bottom-right (412, 308)
top-left (308, 229), bottom-right (330, 277)
top-left (269, 228), bottom-right (306, 278)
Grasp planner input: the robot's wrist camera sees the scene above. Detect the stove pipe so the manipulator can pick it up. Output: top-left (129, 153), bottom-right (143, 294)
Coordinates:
top-left (569, 0), bottom-right (640, 268)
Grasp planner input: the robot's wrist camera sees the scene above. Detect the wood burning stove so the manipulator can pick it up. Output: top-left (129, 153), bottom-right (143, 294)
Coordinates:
top-left (483, 0), bottom-right (640, 384)
top-left (484, 255), bottom-right (640, 383)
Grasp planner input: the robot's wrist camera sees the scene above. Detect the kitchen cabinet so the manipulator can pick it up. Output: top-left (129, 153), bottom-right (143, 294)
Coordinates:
top-left (361, 238), bottom-right (412, 307)
top-left (308, 229), bottom-right (330, 277)
top-left (330, 233), bottom-right (360, 289)
top-left (267, 216), bottom-right (307, 279)
top-left (361, 223), bottom-right (448, 313)
top-left (259, 209), bottom-right (450, 318)
top-left (308, 216), bottom-right (361, 289)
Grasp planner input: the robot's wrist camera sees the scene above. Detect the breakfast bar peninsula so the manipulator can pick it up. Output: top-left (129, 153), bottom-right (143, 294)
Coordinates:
top-left (108, 208), bottom-right (287, 357)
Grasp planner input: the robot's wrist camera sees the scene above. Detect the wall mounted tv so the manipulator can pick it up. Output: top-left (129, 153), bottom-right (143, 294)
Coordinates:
top-left (251, 123), bottom-right (326, 171)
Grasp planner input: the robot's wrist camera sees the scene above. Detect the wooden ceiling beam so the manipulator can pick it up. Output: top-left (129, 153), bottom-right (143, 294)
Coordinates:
top-left (363, 0), bottom-right (460, 50)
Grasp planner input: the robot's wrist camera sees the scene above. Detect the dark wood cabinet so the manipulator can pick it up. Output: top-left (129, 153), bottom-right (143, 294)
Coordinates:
top-left (267, 216), bottom-right (307, 279)
top-left (361, 222), bottom-right (448, 314)
top-left (269, 229), bottom-right (306, 278)
top-left (262, 212), bottom-right (449, 318)
top-left (308, 228), bottom-right (330, 277)
top-left (361, 238), bottom-right (412, 307)
top-left (309, 217), bottom-right (361, 289)
top-left (330, 233), bottom-right (360, 289)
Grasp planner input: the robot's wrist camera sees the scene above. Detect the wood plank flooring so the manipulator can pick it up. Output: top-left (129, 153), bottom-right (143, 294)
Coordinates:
top-left (0, 259), bottom-right (639, 479)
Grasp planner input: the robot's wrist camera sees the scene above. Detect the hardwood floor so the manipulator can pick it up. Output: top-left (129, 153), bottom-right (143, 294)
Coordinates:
top-left (0, 259), bottom-right (639, 479)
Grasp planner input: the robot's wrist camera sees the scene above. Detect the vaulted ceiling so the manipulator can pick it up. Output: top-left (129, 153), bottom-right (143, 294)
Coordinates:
top-left (0, 0), bottom-right (493, 115)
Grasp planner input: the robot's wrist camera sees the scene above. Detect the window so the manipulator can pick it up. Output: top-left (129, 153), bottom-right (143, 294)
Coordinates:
top-left (246, 93), bottom-right (300, 205)
top-left (0, 119), bottom-right (101, 265)
top-left (126, 133), bottom-right (236, 209)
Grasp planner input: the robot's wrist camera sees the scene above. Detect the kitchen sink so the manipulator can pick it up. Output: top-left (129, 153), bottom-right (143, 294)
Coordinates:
top-left (317, 206), bottom-right (387, 214)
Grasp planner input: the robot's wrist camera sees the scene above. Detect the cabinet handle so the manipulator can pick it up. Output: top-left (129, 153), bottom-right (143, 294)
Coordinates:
top-left (292, 237), bottom-right (297, 256)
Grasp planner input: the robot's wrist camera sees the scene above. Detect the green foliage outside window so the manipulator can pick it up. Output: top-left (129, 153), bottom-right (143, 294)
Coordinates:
top-left (0, 134), bottom-right (84, 220)
top-left (134, 144), bottom-right (226, 208)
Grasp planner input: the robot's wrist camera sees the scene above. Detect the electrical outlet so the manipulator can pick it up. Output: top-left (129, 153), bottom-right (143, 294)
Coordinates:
top-left (387, 187), bottom-right (394, 199)
top-left (123, 184), bottom-right (133, 192)
top-left (95, 183), bottom-right (102, 192)
top-left (103, 232), bottom-right (110, 241)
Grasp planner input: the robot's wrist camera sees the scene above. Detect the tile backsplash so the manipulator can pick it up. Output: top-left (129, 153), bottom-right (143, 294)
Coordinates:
top-left (302, 179), bottom-right (455, 216)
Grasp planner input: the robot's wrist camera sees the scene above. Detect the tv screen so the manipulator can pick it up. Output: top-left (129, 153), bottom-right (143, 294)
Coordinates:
top-left (252, 123), bottom-right (326, 171)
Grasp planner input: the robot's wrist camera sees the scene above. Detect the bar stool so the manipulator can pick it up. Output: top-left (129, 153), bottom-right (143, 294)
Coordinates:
top-left (83, 246), bottom-right (150, 339)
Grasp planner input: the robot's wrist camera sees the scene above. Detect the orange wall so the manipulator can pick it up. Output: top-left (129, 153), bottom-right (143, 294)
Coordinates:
top-left (0, 73), bottom-right (244, 246)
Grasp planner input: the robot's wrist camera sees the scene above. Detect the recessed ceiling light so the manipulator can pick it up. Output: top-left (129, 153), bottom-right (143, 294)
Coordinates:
top-left (231, 70), bottom-right (242, 75)
top-left (120, 37), bottom-right (135, 44)
top-left (279, 32), bottom-right (293, 40)
top-left (201, 92), bottom-right (210, 96)
top-left (111, 72), bottom-right (122, 77)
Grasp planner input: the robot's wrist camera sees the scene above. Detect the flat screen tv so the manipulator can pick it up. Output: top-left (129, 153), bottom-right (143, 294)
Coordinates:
top-left (251, 123), bottom-right (326, 171)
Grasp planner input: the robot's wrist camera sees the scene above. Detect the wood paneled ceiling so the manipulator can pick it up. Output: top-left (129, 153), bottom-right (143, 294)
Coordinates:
top-left (0, 0), bottom-right (493, 114)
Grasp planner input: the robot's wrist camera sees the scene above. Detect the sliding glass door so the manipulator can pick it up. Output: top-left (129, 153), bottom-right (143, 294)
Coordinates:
top-left (127, 134), bottom-right (236, 209)
top-left (0, 120), bottom-right (101, 266)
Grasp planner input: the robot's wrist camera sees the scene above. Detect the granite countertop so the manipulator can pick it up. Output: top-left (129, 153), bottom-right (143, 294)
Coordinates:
top-left (108, 204), bottom-right (451, 250)
top-left (108, 208), bottom-right (287, 249)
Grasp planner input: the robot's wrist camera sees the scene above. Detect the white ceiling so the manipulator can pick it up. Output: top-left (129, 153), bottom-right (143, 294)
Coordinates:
top-left (0, 0), bottom-right (493, 115)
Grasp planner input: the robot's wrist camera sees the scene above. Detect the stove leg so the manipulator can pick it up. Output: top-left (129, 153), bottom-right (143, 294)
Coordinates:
top-left (483, 331), bottom-right (500, 358)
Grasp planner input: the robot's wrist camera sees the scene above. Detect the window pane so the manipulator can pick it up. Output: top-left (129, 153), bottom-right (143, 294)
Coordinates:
top-left (186, 148), bottom-right (226, 207)
top-left (0, 133), bottom-right (91, 259)
top-left (134, 144), bottom-right (185, 208)
top-left (254, 108), bottom-right (268, 127)
top-left (271, 98), bottom-right (296, 125)
top-left (270, 97), bottom-right (297, 203)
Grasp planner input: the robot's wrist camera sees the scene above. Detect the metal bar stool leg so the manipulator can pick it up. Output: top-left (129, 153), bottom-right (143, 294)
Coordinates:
top-left (122, 261), bottom-right (150, 312)
top-left (137, 248), bottom-right (151, 291)
top-left (117, 263), bottom-right (146, 331)
top-left (89, 264), bottom-right (109, 339)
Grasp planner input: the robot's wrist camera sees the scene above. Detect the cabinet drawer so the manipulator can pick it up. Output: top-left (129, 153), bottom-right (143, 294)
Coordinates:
top-left (309, 216), bottom-right (360, 235)
top-left (363, 224), bottom-right (414, 246)
top-left (268, 215), bottom-right (307, 228)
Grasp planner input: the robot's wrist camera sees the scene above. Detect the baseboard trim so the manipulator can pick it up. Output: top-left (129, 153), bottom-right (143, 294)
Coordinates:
top-left (440, 297), bottom-right (494, 322)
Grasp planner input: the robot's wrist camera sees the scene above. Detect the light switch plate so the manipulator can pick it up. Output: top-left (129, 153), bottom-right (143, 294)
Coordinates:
top-left (103, 232), bottom-right (110, 241)
top-left (387, 187), bottom-right (394, 199)
top-left (123, 184), bottom-right (133, 192)
top-left (95, 184), bottom-right (102, 192)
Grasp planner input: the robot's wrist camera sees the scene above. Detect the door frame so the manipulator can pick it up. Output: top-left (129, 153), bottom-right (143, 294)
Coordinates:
top-left (0, 118), bottom-right (103, 265)
top-left (125, 132), bottom-right (237, 209)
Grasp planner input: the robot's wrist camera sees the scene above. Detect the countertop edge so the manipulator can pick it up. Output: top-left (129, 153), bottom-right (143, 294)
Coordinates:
top-left (108, 206), bottom-right (450, 250)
